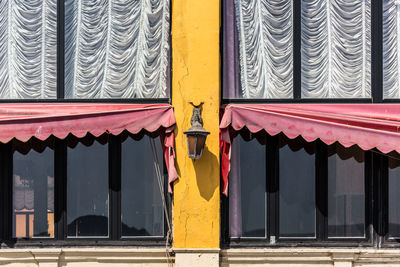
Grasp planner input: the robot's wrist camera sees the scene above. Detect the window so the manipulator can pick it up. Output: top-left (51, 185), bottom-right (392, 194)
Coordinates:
top-left (327, 144), bottom-right (365, 238)
top-left (223, 0), bottom-right (390, 101)
top-left (3, 133), bottom-right (170, 245)
top-left (67, 140), bottom-right (109, 237)
top-left (279, 136), bottom-right (315, 238)
top-left (225, 133), bottom-right (373, 246)
top-left (13, 146), bottom-right (54, 238)
top-left (221, 0), bottom-right (400, 249)
top-left (121, 135), bottom-right (164, 237)
top-left (229, 137), bottom-right (266, 238)
top-left (0, 0), bottom-right (172, 244)
top-left (0, 0), bottom-right (170, 99)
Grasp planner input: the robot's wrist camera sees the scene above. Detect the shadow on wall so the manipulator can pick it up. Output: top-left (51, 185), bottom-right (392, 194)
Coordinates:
top-left (193, 146), bottom-right (219, 201)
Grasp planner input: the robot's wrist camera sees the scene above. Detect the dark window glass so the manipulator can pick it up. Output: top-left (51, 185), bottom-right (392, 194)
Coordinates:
top-left (121, 136), bottom-right (164, 237)
top-left (279, 136), bottom-right (315, 238)
top-left (13, 147), bottom-right (54, 238)
top-left (229, 136), bottom-right (266, 238)
top-left (389, 152), bottom-right (400, 238)
top-left (328, 144), bottom-right (365, 238)
top-left (67, 140), bottom-right (108, 237)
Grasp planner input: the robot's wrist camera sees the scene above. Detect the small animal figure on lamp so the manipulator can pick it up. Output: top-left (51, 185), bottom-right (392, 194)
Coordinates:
top-left (189, 102), bottom-right (204, 128)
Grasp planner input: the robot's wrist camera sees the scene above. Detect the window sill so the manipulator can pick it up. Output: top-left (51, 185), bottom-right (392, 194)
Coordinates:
top-left (2, 239), bottom-right (168, 248)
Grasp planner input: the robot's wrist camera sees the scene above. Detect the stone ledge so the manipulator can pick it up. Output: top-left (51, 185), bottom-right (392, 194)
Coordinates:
top-left (221, 248), bottom-right (400, 264)
top-left (0, 248), bottom-right (174, 264)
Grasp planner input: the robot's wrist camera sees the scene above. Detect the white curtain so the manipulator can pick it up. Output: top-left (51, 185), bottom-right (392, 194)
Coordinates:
top-left (383, 0), bottom-right (400, 98)
top-left (301, 0), bottom-right (371, 98)
top-left (0, 0), bottom-right (57, 99)
top-left (234, 0), bottom-right (371, 99)
top-left (65, 0), bottom-right (169, 99)
top-left (235, 0), bottom-right (293, 98)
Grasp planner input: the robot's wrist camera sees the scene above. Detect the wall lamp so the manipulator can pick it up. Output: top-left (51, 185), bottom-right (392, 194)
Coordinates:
top-left (184, 102), bottom-right (210, 159)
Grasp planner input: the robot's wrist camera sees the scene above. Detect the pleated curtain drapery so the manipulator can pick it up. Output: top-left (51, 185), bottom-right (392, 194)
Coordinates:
top-left (301, 0), bottom-right (371, 98)
top-left (0, 0), bottom-right (57, 99)
top-left (235, 0), bottom-right (293, 98)
top-left (65, 0), bottom-right (170, 98)
top-left (230, 0), bottom-right (372, 99)
top-left (0, 0), bottom-right (169, 99)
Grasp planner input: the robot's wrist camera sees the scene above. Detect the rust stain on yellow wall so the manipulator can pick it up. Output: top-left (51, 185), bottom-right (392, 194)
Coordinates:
top-left (171, 0), bottom-right (221, 248)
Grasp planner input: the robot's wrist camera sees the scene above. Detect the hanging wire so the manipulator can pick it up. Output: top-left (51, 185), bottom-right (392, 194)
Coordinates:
top-left (149, 137), bottom-right (173, 266)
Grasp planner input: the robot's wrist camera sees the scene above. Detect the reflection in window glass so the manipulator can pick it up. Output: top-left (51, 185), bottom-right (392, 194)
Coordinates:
top-left (13, 148), bottom-right (54, 238)
top-left (121, 136), bottom-right (164, 237)
top-left (389, 152), bottom-right (400, 237)
top-left (229, 136), bottom-right (266, 238)
top-left (67, 141), bottom-right (108, 237)
top-left (279, 136), bottom-right (315, 238)
top-left (328, 144), bottom-right (365, 238)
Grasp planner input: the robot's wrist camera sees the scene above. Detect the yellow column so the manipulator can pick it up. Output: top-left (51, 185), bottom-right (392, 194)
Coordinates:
top-left (171, 0), bottom-right (221, 249)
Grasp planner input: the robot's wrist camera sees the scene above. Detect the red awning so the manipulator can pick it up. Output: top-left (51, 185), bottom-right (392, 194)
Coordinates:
top-left (0, 103), bottom-right (178, 192)
top-left (220, 103), bottom-right (400, 195)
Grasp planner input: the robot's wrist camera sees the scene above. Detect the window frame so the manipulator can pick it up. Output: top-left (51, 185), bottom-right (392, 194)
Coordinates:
top-left (0, 0), bottom-right (172, 246)
top-left (222, 133), bottom-right (378, 248)
top-left (220, 0), bottom-right (400, 249)
top-left (0, 134), bottom-right (171, 247)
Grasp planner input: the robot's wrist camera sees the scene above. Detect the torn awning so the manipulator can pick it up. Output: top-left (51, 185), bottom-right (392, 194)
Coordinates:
top-left (220, 103), bottom-right (400, 195)
top-left (0, 103), bottom-right (178, 193)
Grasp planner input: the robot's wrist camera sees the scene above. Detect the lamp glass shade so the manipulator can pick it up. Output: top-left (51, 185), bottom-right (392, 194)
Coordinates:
top-left (186, 133), bottom-right (208, 159)
top-left (196, 135), bottom-right (206, 156)
top-left (187, 134), bottom-right (196, 156)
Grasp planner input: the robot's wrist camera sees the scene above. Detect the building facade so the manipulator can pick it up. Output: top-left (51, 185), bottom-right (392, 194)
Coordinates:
top-left (0, 0), bottom-right (399, 266)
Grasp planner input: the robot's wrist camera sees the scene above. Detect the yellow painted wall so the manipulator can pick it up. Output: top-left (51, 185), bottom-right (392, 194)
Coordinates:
top-left (171, 0), bottom-right (221, 248)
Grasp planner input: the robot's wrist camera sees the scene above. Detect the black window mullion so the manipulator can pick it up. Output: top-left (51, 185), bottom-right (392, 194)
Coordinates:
top-left (0, 142), bottom-right (12, 244)
top-left (316, 140), bottom-right (327, 241)
top-left (54, 138), bottom-right (67, 240)
top-left (57, 0), bottom-right (65, 99)
top-left (109, 135), bottom-right (121, 241)
top-left (372, 151), bottom-right (388, 247)
top-left (365, 151), bottom-right (374, 244)
top-left (292, 0), bottom-right (301, 100)
top-left (371, 0), bottom-right (383, 103)
top-left (267, 134), bottom-right (278, 243)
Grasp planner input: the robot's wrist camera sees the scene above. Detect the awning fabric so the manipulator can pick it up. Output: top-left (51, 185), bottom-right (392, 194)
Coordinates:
top-left (220, 103), bottom-right (400, 195)
top-left (0, 103), bottom-right (178, 193)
